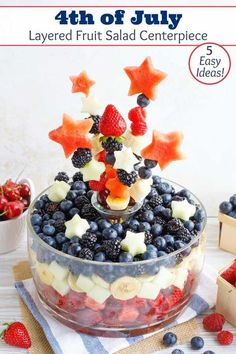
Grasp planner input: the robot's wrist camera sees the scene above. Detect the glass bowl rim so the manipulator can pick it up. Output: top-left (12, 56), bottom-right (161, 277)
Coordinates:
top-left (27, 177), bottom-right (207, 267)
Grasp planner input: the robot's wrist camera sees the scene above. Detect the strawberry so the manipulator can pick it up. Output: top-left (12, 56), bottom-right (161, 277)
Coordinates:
top-left (76, 309), bottom-right (102, 326)
top-left (131, 120), bottom-right (147, 136)
top-left (166, 287), bottom-right (183, 308)
top-left (217, 330), bottom-right (233, 345)
top-left (203, 313), bottom-right (225, 332)
top-left (84, 296), bottom-right (105, 311)
top-left (118, 306), bottom-right (139, 323)
top-left (57, 291), bottom-right (86, 312)
top-left (89, 172), bottom-right (107, 192)
top-left (1, 322), bottom-right (31, 349)
top-left (99, 104), bottom-right (127, 137)
top-left (128, 107), bottom-right (146, 122)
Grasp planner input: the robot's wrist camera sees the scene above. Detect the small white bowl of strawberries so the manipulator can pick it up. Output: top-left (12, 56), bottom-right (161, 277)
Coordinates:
top-left (0, 178), bottom-right (34, 254)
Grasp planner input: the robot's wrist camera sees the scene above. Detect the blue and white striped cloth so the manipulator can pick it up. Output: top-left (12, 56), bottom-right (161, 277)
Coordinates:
top-left (15, 266), bottom-right (216, 354)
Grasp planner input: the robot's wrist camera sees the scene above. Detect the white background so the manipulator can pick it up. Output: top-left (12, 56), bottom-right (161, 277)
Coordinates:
top-left (0, 2), bottom-right (236, 217)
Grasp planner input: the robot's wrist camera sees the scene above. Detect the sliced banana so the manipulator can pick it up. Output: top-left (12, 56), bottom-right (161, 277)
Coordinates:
top-left (92, 274), bottom-right (109, 289)
top-left (36, 262), bottom-right (54, 286)
top-left (110, 276), bottom-right (141, 300)
top-left (68, 273), bottom-right (83, 293)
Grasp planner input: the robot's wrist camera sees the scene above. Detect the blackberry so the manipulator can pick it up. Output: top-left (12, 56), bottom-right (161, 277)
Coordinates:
top-left (44, 202), bottom-right (59, 216)
top-left (54, 171), bottom-right (69, 183)
top-left (153, 216), bottom-right (166, 226)
top-left (72, 171), bottom-right (83, 182)
top-left (74, 195), bottom-right (90, 209)
top-left (71, 148), bottom-right (92, 168)
top-left (165, 246), bottom-right (175, 254)
top-left (102, 239), bottom-right (121, 261)
top-left (144, 231), bottom-right (153, 245)
top-left (81, 232), bottom-right (97, 250)
top-left (166, 218), bottom-right (183, 233)
top-left (54, 219), bottom-right (66, 233)
top-left (89, 115), bottom-right (100, 134)
top-left (117, 169), bottom-right (137, 187)
top-left (80, 203), bottom-right (100, 221)
top-left (102, 137), bottom-right (123, 153)
top-left (79, 248), bottom-right (94, 260)
top-left (149, 195), bottom-right (163, 208)
top-left (176, 227), bottom-right (192, 243)
top-left (172, 195), bottom-right (185, 202)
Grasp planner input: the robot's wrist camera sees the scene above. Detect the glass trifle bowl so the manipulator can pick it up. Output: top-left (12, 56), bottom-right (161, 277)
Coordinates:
top-left (27, 177), bottom-right (206, 337)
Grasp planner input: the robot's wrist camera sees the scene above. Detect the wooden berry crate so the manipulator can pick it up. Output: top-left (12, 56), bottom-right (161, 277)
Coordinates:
top-left (218, 212), bottom-right (236, 254)
top-left (216, 260), bottom-right (236, 327)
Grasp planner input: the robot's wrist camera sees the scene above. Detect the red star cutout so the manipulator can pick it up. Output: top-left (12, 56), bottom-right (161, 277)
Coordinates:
top-left (141, 130), bottom-right (184, 170)
top-left (49, 114), bottom-right (93, 158)
top-left (70, 70), bottom-right (95, 96)
top-left (124, 57), bottom-right (167, 100)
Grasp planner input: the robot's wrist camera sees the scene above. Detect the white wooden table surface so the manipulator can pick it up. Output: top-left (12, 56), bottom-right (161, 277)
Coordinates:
top-left (1, 218), bottom-right (236, 354)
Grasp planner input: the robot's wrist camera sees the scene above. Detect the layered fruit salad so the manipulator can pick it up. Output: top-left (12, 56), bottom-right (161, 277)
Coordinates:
top-left (28, 57), bottom-right (206, 336)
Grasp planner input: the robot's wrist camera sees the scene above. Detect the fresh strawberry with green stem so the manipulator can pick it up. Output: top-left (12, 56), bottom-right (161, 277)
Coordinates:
top-left (99, 104), bottom-right (127, 137)
top-left (1, 322), bottom-right (31, 349)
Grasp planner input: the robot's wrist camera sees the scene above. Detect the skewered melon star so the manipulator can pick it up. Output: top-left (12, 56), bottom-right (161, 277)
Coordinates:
top-left (65, 214), bottom-right (90, 239)
top-left (114, 147), bottom-right (139, 173)
top-left (171, 199), bottom-right (196, 221)
top-left (80, 158), bottom-right (105, 181)
top-left (70, 70), bottom-right (95, 96)
top-left (48, 181), bottom-right (70, 203)
top-left (121, 231), bottom-right (146, 256)
top-left (81, 95), bottom-right (102, 115)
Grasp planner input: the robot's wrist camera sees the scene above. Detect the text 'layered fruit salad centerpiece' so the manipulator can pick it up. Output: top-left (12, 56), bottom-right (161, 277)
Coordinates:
top-left (28, 57), bottom-right (206, 337)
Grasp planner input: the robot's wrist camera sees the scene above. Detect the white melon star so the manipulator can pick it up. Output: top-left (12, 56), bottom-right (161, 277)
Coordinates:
top-left (81, 95), bottom-right (101, 115)
top-left (121, 231), bottom-right (146, 256)
top-left (80, 158), bottom-right (105, 181)
top-left (114, 147), bottom-right (139, 173)
top-left (48, 181), bottom-right (70, 203)
top-left (124, 130), bottom-right (150, 155)
top-left (91, 134), bottom-right (103, 155)
top-left (130, 178), bottom-right (152, 202)
top-left (171, 199), bottom-right (196, 221)
top-left (65, 214), bottom-right (90, 239)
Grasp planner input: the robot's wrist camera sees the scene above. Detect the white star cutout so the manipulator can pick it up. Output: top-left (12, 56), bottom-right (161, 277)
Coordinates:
top-left (80, 158), bottom-right (105, 181)
top-left (81, 95), bottom-right (101, 115)
top-left (124, 130), bottom-right (150, 155)
top-left (48, 181), bottom-right (70, 203)
top-left (121, 231), bottom-right (146, 256)
top-left (130, 178), bottom-right (152, 202)
top-left (65, 214), bottom-right (90, 239)
top-left (171, 199), bottom-right (196, 221)
top-left (114, 147), bottom-right (139, 173)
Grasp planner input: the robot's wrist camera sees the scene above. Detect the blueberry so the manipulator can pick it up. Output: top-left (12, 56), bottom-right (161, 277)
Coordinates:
top-left (184, 220), bottom-right (194, 231)
top-left (178, 188), bottom-right (191, 199)
top-left (31, 214), bottom-right (42, 226)
top-left (43, 236), bottom-right (57, 248)
top-left (86, 190), bottom-right (94, 200)
top-left (89, 221), bottom-right (98, 232)
top-left (164, 234), bottom-right (175, 246)
top-left (34, 200), bottom-right (44, 210)
top-left (102, 228), bottom-right (118, 240)
top-left (77, 190), bottom-right (86, 196)
top-left (174, 240), bottom-right (186, 250)
top-left (141, 210), bottom-right (154, 223)
top-left (157, 182), bottom-right (172, 195)
top-left (68, 261), bottom-right (81, 276)
top-left (144, 159), bottom-right (157, 169)
top-left (81, 264), bottom-right (94, 276)
top-left (163, 332), bottom-right (177, 346)
top-left (52, 211), bottom-right (65, 220)
top-left (68, 207), bottom-right (80, 218)
top-left (139, 222), bottom-right (151, 232)
top-left (190, 336), bottom-right (204, 350)
top-left (142, 251), bottom-right (157, 260)
top-left (162, 193), bottom-right (172, 205)
top-left (43, 218), bottom-right (56, 226)
top-left (55, 232), bottom-right (68, 245)
top-left (230, 194), bottom-right (236, 206)
top-left (161, 208), bottom-right (172, 220)
top-left (151, 224), bottom-right (163, 237)
top-left (172, 350), bottom-right (184, 354)
top-left (129, 219), bottom-right (140, 231)
top-left (60, 200), bottom-right (73, 212)
top-left (70, 236), bottom-right (80, 243)
top-left (94, 252), bottom-right (106, 262)
top-left (228, 211), bottom-right (236, 218)
top-left (153, 236), bottom-right (167, 250)
top-left (72, 181), bottom-right (87, 191)
top-left (62, 241), bottom-right (71, 253)
top-left (43, 224), bottom-right (56, 236)
top-left (66, 190), bottom-right (78, 201)
top-left (119, 252), bottom-right (133, 262)
top-left (137, 93), bottom-right (150, 107)
top-left (112, 223), bottom-right (124, 235)
top-left (94, 243), bottom-right (102, 252)
top-left (194, 209), bottom-right (205, 222)
top-left (98, 219), bottom-right (111, 230)
top-left (42, 214), bottom-right (50, 221)
top-left (157, 250), bottom-right (167, 257)
top-left (152, 175), bottom-right (161, 184)
top-left (203, 351), bottom-right (215, 354)
top-left (138, 167), bottom-right (152, 179)
top-left (68, 243), bottom-right (81, 256)
top-left (34, 225), bottom-right (42, 234)
top-left (147, 263), bottom-right (160, 275)
top-left (153, 205), bottom-right (165, 216)
top-left (195, 222), bottom-right (203, 231)
top-left (38, 232), bottom-right (45, 239)
top-left (106, 152), bottom-right (115, 165)
top-left (219, 201), bottom-right (233, 215)
top-left (147, 244), bottom-right (158, 253)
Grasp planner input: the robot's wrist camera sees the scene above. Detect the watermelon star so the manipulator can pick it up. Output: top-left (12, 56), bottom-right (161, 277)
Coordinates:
top-left (49, 114), bottom-right (93, 158)
top-left (141, 130), bottom-right (184, 170)
top-left (124, 57), bottom-right (167, 100)
top-left (70, 70), bottom-right (95, 96)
